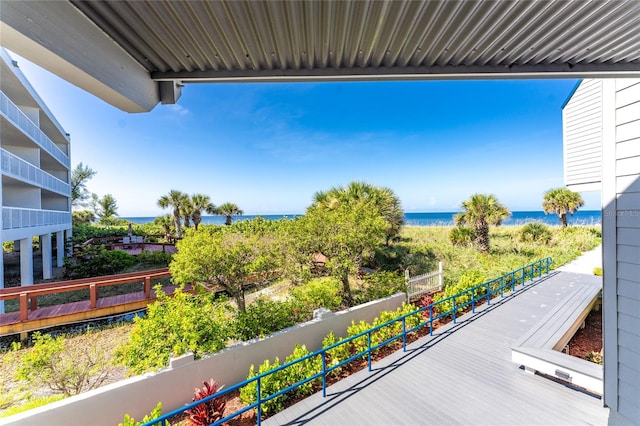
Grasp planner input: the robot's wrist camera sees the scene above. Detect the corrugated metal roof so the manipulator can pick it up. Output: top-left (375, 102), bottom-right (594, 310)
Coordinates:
top-left (71, 0), bottom-right (640, 82)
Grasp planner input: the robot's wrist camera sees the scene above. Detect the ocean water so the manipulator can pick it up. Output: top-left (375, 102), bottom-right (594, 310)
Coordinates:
top-left (122, 210), bottom-right (601, 227)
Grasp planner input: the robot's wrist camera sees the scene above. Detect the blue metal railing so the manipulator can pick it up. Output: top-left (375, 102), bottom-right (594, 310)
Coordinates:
top-left (144, 257), bottom-right (551, 426)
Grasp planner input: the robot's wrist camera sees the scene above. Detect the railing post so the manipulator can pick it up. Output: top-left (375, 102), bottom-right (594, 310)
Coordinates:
top-left (20, 293), bottom-right (28, 321)
top-left (472, 289), bottom-right (475, 313)
top-left (487, 282), bottom-right (491, 305)
top-left (500, 277), bottom-right (504, 298)
top-left (257, 378), bottom-right (262, 426)
top-left (367, 332), bottom-right (372, 371)
top-left (402, 317), bottom-right (407, 352)
top-left (145, 276), bottom-right (152, 299)
top-left (30, 296), bottom-right (38, 311)
top-left (438, 261), bottom-right (443, 289)
top-left (429, 305), bottom-right (433, 336)
top-left (452, 297), bottom-right (457, 324)
top-left (90, 284), bottom-right (97, 309)
top-left (322, 351), bottom-right (327, 398)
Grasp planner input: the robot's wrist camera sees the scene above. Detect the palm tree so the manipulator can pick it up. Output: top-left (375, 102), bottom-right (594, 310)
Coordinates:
top-left (454, 193), bottom-right (510, 253)
top-left (190, 194), bottom-right (216, 230)
top-left (216, 202), bottom-right (243, 226)
top-left (542, 188), bottom-right (585, 227)
top-left (157, 190), bottom-right (189, 237)
top-left (312, 181), bottom-right (404, 244)
top-left (153, 214), bottom-right (173, 236)
top-left (181, 201), bottom-right (193, 229)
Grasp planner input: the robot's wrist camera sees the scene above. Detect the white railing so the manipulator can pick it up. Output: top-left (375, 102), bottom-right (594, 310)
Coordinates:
top-left (1, 207), bottom-right (71, 230)
top-left (1, 149), bottom-right (70, 196)
top-left (406, 262), bottom-right (443, 301)
top-left (0, 91), bottom-right (70, 168)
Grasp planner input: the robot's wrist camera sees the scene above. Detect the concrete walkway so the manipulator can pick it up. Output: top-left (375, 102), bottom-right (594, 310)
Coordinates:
top-left (265, 251), bottom-right (610, 425)
top-left (557, 244), bottom-right (602, 274)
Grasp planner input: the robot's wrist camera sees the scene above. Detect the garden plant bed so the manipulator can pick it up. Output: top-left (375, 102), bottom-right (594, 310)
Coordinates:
top-left (568, 309), bottom-right (602, 360)
top-left (210, 313), bottom-right (448, 425)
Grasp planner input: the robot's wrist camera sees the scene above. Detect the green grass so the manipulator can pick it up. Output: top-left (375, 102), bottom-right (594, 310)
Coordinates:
top-left (0, 395), bottom-right (65, 418)
top-left (399, 224), bottom-right (601, 288)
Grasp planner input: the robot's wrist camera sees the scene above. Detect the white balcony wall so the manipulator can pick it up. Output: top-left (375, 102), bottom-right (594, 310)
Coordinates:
top-left (18, 105), bottom-right (39, 127)
top-left (0, 91), bottom-right (70, 168)
top-left (2, 186), bottom-right (40, 209)
top-left (1, 148), bottom-right (70, 196)
top-left (42, 195), bottom-right (69, 211)
top-left (4, 145), bottom-right (40, 166)
top-left (1, 207), bottom-right (71, 231)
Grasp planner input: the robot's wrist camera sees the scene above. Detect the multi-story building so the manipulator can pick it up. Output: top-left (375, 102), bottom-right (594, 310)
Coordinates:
top-left (0, 48), bottom-right (72, 313)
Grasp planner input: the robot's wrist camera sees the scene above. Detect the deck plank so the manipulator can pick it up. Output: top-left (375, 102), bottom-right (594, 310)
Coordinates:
top-left (265, 271), bottom-right (609, 425)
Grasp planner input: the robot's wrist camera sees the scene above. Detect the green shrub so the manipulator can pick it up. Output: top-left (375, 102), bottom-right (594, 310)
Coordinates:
top-left (434, 270), bottom-right (486, 315)
top-left (283, 345), bottom-right (322, 397)
top-left (234, 297), bottom-right (309, 341)
top-left (346, 302), bottom-right (419, 356)
top-left (290, 277), bottom-right (342, 311)
top-left (65, 246), bottom-right (136, 278)
top-left (322, 331), bottom-right (350, 375)
top-left (120, 402), bottom-right (163, 426)
top-left (16, 332), bottom-right (109, 397)
top-left (115, 287), bottom-right (234, 374)
top-left (585, 350), bottom-right (603, 365)
top-left (353, 271), bottom-right (405, 305)
top-left (239, 344), bottom-right (321, 416)
top-left (239, 357), bottom-right (284, 415)
top-left (449, 226), bottom-right (476, 247)
top-left (136, 250), bottom-right (173, 267)
top-left (70, 224), bottom-right (128, 245)
top-left (519, 222), bottom-right (552, 244)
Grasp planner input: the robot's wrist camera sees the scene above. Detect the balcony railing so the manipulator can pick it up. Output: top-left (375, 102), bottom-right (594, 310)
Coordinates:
top-left (0, 91), bottom-right (70, 168)
top-left (146, 258), bottom-right (552, 426)
top-left (1, 149), bottom-right (70, 196)
top-left (1, 207), bottom-right (71, 230)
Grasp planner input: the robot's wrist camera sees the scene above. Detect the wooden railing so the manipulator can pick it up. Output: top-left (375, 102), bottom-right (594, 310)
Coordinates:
top-left (0, 268), bottom-right (171, 325)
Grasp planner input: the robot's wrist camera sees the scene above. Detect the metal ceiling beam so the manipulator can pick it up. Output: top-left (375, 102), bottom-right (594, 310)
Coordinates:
top-left (152, 62), bottom-right (640, 83)
top-left (0, 0), bottom-right (161, 112)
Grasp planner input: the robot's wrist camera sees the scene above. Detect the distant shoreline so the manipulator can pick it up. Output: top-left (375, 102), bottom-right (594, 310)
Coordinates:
top-left (122, 210), bottom-right (601, 227)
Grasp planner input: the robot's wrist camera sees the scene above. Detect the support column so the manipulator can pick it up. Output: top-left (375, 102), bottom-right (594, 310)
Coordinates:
top-left (19, 237), bottom-right (33, 286)
top-left (56, 230), bottom-right (65, 267)
top-left (66, 228), bottom-right (73, 256)
top-left (41, 233), bottom-right (52, 280)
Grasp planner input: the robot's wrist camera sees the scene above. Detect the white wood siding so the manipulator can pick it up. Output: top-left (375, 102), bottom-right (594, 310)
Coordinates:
top-left (613, 79), bottom-right (640, 424)
top-left (563, 80), bottom-right (603, 191)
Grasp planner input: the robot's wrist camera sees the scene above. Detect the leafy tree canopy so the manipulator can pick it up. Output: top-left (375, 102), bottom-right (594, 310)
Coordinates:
top-left (542, 187), bottom-right (585, 227)
top-left (454, 193), bottom-right (510, 253)
top-left (71, 163), bottom-right (96, 208)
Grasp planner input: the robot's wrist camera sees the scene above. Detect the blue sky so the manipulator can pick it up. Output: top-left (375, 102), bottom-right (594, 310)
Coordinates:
top-left (13, 51), bottom-right (600, 217)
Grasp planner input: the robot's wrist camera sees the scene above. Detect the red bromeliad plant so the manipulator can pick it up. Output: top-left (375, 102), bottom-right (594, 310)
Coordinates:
top-left (185, 379), bottom-right (226, 426)
top-left (417, 294), bottom-right (435, 320)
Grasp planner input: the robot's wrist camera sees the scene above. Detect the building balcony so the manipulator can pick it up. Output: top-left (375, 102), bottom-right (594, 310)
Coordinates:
top-left (1, 206), bottom-right (71, 231)
top-left (1, 148), bottom-right (70, 197)
top-left (0, 91), bottom-right (70, 169)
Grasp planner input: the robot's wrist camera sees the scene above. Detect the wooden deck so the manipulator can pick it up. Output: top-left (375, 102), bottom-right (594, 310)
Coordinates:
top-left (0, 269), bottom-right (189, 335)
top-left (265, 271), bottom-right (610, 425)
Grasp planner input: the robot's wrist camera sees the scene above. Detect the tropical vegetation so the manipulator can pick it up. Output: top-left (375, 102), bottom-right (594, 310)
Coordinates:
top-left (453, 193), bottom-right (510, 253)
top-left (542, 187), bottom-right (585, 227)
top-left (216, 202), bottom-right (244, 226)
top-left (1, 181), bottom-right (603, 417)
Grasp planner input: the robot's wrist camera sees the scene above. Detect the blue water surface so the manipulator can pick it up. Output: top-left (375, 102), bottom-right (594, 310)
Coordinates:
top-left (123, 210), bottom-right (600, 227)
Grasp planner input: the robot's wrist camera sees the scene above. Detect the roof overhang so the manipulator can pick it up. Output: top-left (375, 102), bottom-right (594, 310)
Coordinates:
top-left (2, 0), bottom-right (639, 112)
